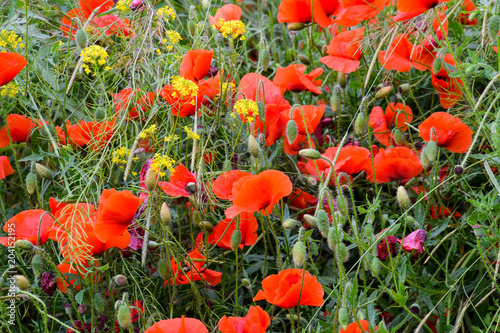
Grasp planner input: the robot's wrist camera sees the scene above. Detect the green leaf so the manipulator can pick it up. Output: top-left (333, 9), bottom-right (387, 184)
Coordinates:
top-left (75, 289), bottom-right (85, 305)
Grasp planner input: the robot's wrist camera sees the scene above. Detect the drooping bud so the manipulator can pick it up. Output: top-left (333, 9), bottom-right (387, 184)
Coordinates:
top-left (145, 168), bottom-right (158, 192)
top-left (257, 101), bottom-right (265, 121)
top-left (488, 15), bottom-right (500, 41)
top-left (286, 120), bottom-right (298, 145)
top-left (282, 218), bottom-right (298, 229)
top-left (160, 202), bottom-right (171, 225)
top-left (405, 215), bottom-right (417, 228)
top-left (248, 135), bottom-right (260, 158)
top-left (287, 23), bottom-right (306, 31)
top-left (95, 292), bottom-right (106, 313)
top-left (425, 140), bottom-right (438, 163)
top-left (241, 278), bottom-right (251, 288)
top-left (375, 85), bottom-right (393, 99)
top-left (298, 54), bottom-right (310, 65)
top-left (26, 172), bottom-right (36, 195)
top-left (158, 258), bottom-right (169, 280)
top-left (260, 48), bottom-right (270, 71)
top-left (303, 214), bottom-right (318, 228)
top-left (35, 163), bottom-right (53, 180)
top-left (188, 20), bottom-right (196, 36)
top-left (292, 240), bottom-right (306, 267)
top-left (94, 108), bottom-right (106, 121)
top-left (15, 239), bottom-right (33, 250)
top-left (321, 45), bottom-right (328, 56)
top-left (398, 83), bottom-right (410, 94)
top-left (337, 242), bottom-right (349, 263)
top-left (299, 148), bottom-right (321, 160)
top-left (317, 209), bottom-right (329, 238)
top-left (339, 307), bottom-right (349, 329)
top-left (32, 254), bottom-right (44, 278)
top-left (336, 194), bottom-right (349, 217)
top-left (149, 241), bottom-right (159, 249)
top-left (117, 305), bottom-right (132, 328)
top-left (393, 129), bottom-right (404, 146)
top-left (420, 148), bottom-right (431, 169)
top-left (230, 229), bottom-right (242, 251)
top-left (397, 186), bottom-right (410, 209)
top-left (410, 303), bottom-right (421, 315)
top-left (14, 275), bottom-right (29, 291)
top-left (354, 113), bottom-right (366, 135)
top-left (75, 29), bottom-right (88, 50)
top-left (330, 89), bottom-right (340, 113)
top-left (64, 303), bottom-right (73, 316)
top-left (337, 72), bottom-right (347, 88)
top-left (327, 226), bottom-right (337, 251)
top-left (306, 175), bottom-right (318, 187)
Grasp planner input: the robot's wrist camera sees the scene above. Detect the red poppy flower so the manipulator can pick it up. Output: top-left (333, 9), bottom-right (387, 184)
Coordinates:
top-left (60, 8), bottom-right (86, 36)
top-left (0, 210), bottom-right (54, 246)
top-left (369, 103), bottom-right (413, 147)
top-left (379, 34), bottom-right (425, 72)
top-left (320, 28), bottom-right (364, 74)
top-left (159, 80), bottom-right (208, 117)
top-left (211, 170), bottom-right (251, 200)
top-left (459, 0), bottom-right (477, 25)
top-left (284, 105), bottom-right (325, 135)
top-left (429, 205), bottom-right (462, 219)
top-left (284, 133), bottom-right (316, 156)
top-left (431, 54), bottom-right (463, 108)
top-left (158, 163), bottom-right (196, 197)
top-left (91, 15), bottom-right (131, 37)
top-left (225, 170), bottom-right (293, 218)
top-left (254, 268), bottom-right (324, 309)
top-left (277, 0), bottom-right (338, 28)
top-left (397, 0), bottom-right (449, 15)
top-left (0, 52), bottom-right (27, 86)
top-left (145, 316), bottom-right (208, 333)
top-left (289, 188), bottom-right (318, 211)
top-left (0, 156), bottom-right (14, 180)
top-left (364, 147), bottom-right (423, 183)
top-left (273, 65), bottom-right (323, 95)
top-left (112, 88), bottom-right (156, 120)
top-left (56, 118), bottom-right (116, 150)
top-left (165, 249), bottom-right (222, 286)
top-left (93, 189), bottom-right (143, 243)
top-left (207, 212), bottom-right (258, 250)
top-left (398, 229), bottom-right (426, 254)
top-left (180, 49), bottom-right (214, 82)
top-left (334, 0), bottom-right (390, 27)
top-left (376, 235), bottom-right (397, 260)
top-left (209, 4), bottom-right (242, 30)
top-left (56, 259), bottom-right (100, 293)
top-left (218, 306), bottom-right (270, 333)
top-left (418, 112), bottom-right (472, 153)
top-left (340, 320), bottom-right (376, 333)
top-left (0, 114), bottom-right (37, 148)
top-left (79, 0), bottom-right (113, 17)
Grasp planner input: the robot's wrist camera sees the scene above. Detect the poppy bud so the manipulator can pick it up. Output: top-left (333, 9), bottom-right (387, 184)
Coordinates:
top-left (339, 307), bottom-right (349, 329)
top-left (230, 229), bottom-right (242, 251)
top-left (188, 20), bottom-right (196, 36)
top-left (488, 15), bottom-right (500, 41)
top-left (95, 292), bottom-right (106, 313)
top-left (321, 45), bottom-right (328, 56)
top-left (76, 29), bottom-right (88, 50)
top-left (292, 240), bottom-right (306, 267)
top-left (15, 239), bottom-right (33, 250)
top-left (257, 101), bottom-right (265, 121)
top-left (336, 194), bottom-right (349, 217)
top-left (371, 257), bottom-right (380, 276)
top-left (200, 220), bottom-right (214, 231)
top-left (160, 202), bottom-right (171, 225)
top-left (397, 186), bottom-right (410, 209)
top-left (393, 129), bottom-right (404, 146)
top-left (337, 242), bottom-right (349, 263)
top-left (454, 165), bottom-right (464, 176)
top-left (317, 209), bottom-right (329, 238)
top-left (405, 215), bottom-right (417, 228)
top-left (64, 303), bottom-right (73, 316)
top-left (114, 274), bottom-right (127, 286)
top-left (158, 258), bottom-right (169, 280)
top-left (354, 113), bottom-right (366, 135)
top-left (14, 275), bottom-right (29, 291)
top-left (260, 48), bottom-right (270, 71)
top-left (375, 85), bottom-right (393, 99)
top-left (94, 107), bottom-right (106, 121)
top-left (248, 135), bottom-right (260, 158)
top-left (282, 218), bottom-right (298, 229)
top-left (117, 305), bottom-right (132, 328)
top-left (398, 83), bottom-right (410, 94)
top-left (287, 23), bottom-right (306, 31)
top-left (26, 172), bottom-right (36, 194)
top-left (32, 254), bottom-right (44, 278)
top-left (241, 278), bottom-right (251, 288)
top-left (337, 72), bottom-right (347, 88)
top-left (425, 140), bottom-right (438, 163)
top-left (306, 175), bottom-right (318, 187)
top-left (35, 163), bottom-right (53, 180)
top-left (363, 224), bottom-right (373, 240)
top-left (330, 88), bottom-right (340, 113)
top-left (298, 54), bottom-right (310, 65)
top-left (420, 148), bottom-right (431, 169)
top-left (303, 214), bottom-right (318, 227)
top-left (299, 148), bottom-right (321, 160)
top-left (149, 241), bottom-right (159, 249)
top-left (327, 226), bottom-right (337, 250)
top-left (145, 168), bottom-right (158, 192)
top-left (286, 119), bottom-right (298, 145)
top-left (432, 58), bottom-right (442, 74)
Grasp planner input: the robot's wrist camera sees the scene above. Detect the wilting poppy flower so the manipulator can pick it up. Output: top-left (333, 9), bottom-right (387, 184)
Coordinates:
top-left (158, 163), bottom-right (196, 197)
top-left (369, 103), bottom-right (413, 147)
top-left (277, 0), bottom-right (338, 28)
top-left (211, 170), bottom-right (251, 200)
top-left (0, 52), bottom-right (27, 86)
top-left (56, 259), bottom-right (100, 293)
top-left (145, 316), bottom-right (208, 333)
top-left (254, 268), bottom-right (324, 309)
top-left (320, 28), bottom-right (364, 74)
top-left (379, 34), bottom-right (424, 72)
top-left (165, 249), bottom-right (222, 286)
top-left (273, 65), bottom-right (323, 95)
top-left (56, 118), bottom-right (115, 150)
top-left (340, 320), bottom-right (376, 333)
top-left (93, 189), bottom-right (143, 243)
top-left (0, 156), bottom-right (14, 180)
top-left (218, 306), bottom-right (270, 333)
top-left (209, 4), bottom-right (242, 30)
top-left (431, 54), bottom-right (463, 108)
top-left (225, 170), bottom-right (293, 218)
top-left (112, 88), bottom-right (156, 120)
top-left (376, 235), bottom-right (397, 260)
top-left (418, 112), bottom-right (472, 153)
top-left (334, 0), bottom-right (390, 27)
top-left (398, 229), bottom-right (426, 254)
top-left (91, 15), bottom-right (131, 37)
top-left (0, 114), bottom-right (37, 148)
top-left (79, 0), bottom-right (113, 17)
top-left (284, 105), bottom-right (325, 135)
top-left (364, 147), bottom-right (423, 183)
top-left (397, 0), bottom-right (449, 15)
top-left (180, 49), bottom-right (214, 82)
top-left (207, 212), bottom-right (258, 250)
top-left (0, 210), bottom-right (54, 246)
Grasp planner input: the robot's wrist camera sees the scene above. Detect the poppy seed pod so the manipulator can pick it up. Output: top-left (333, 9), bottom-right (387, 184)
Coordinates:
top-left (158, 258), bottom-right (169, 280)
top-left (114, 274), bottom-right (127, 286)
top-left (330, 89), bottom-right (340, 113)
top-left (339, 307), bottom-right (349, 329)
top-left (26, 172), bottom-right (36, 195)
top-left (145, 168), bottom-right (158, 192)
top-left (14, 275), bottom-right (29, 291)
top-left (354, 113), bottom-right (366, 135)
top-left (31, 254), bottom-right (44, 278)
top-left (117, 305), bottom-right (132, 328)
top-left (299, 148), bottom-right (322, 160)
top-left (282, 218), bottom-right (298, 229)
top-left (488, 15), bottom-right (500, 41)
top-left (160, 202), bottom-right (171, 225)
top-left (248, 135), bottom-right (260, 158)
top-left (298, 54), bottom-right (311, 65)
top-left (337, 72), bottom-right (347, 88)
top-left (260, 48), bottom-right (270, 71)
top-left (15, 239), bottom-right (33, 250)
top-left (75, 29), bottom-right (88, 50)
top-left (230, 229), bottom-right (242, 251)
top-left (473, 224), bottom-right (484, 238)
top-left (397, 186), bottom-right (410, 209)
top-left (375, 86), bottom-right (393, 99)
top-left (292, 240), bottom-right (306, 267)
top-left (287, 23), bottom-right (306, 31)
top-left (317, 209), bottom-right (329, 238)
top-left (286, 119), bottom-right (298, 145)
top-left (337, 242), bottom-right (349, 263)
top-left (94, 293), bottom-right (106, 313)
top-left (35, 163), bottom-right (53, 180)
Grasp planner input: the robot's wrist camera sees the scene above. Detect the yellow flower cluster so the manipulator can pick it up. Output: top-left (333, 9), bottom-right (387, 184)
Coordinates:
top-left (184, 126), bottom-right (200, 140)
top-left (0, 82), bottom-right (19, 97)
top-left (81, 45), bottom-right (110, 74)
top-left (151, 153), bottom-right (175, 177)
top-left (139, 124), bottom-right (157, 139)
top-left (157, 6), bottom-right (176, 21)
top-left (232, 99), bottom-right (258, 122)
top-left (215, 20), bottom-right (246, 40)
top-left (0, 30), bottom-right (24, 51)
top-left (160, 30), bottom-right (182, 51)
top-left (164, 134), bottom-right (180, 142)
top-left (116, 0), bottom-right (132, 12)
top-left (112, 146), bottom-right (138, 166)
top-left (171, 76), bottom-right (199, 101)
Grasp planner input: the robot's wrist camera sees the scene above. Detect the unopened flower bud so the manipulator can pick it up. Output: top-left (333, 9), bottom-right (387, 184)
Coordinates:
top-left (26, 172), bottom-right (36, 195)
top-left (158, 258), bottom-right (169, 280)
top-left (78, 304), bottom-right (88, 314)
top-left (94, 107), bottom-right (106, 121)
top-left (330, 89), bottom-right (340, 113)
top-left (230, 229), bottom-right (242, 251)
top-left (286, 120), bottom-right (298, 145)
top-left (117, 305), bottom-right (132, 328)
top-left (420, 148), bottom-right (431, 169)
top-left (188, 20), bottom-right (196, 36)
top-left (248, 135), bottom-right (260, 158)
top-left (306, 175), bottom-right (318, 187)
top-left (35, 163), bottom-right (53, 180)
top-left (337, 242), bottom-right (349, 263)
top-left (410, 303), bottom-right (420, 315)
top-left (336, 194), bottom-right (349, 217)
top-left (257, 101), bottom-right (265, 122)
top-left (134, 148), bottom-right (146, 162)
top-left (145, 168), bottom-right (158, 192)
top-left (14, 275), bottom-right (29, 291)
top-left (397, 186), bottom-right (410, 209)
top-left (298, 149), bottom-right (322, 161)
top-left (327, 226), bottom-right (337, 251)
top-left (15, 239), bottom-right (33, 250)
top-left (32, 254), bottom-right (44, 278)
top-left (393, 129), bottom-right (404, 146)
top-left (488, 15), bottom-right (500, 41)
top-left (76, 29), bottom-right (88, 50)
top-left (292, 240), bottom-right (306, 267)
top-left (398, 83), bottom-right (410, 94)
top-left (375, 85), bottom-right (393, 99)
top-left (199, 220), bottom-right (213, 231)
top-left (354, 113), bottom-right (366, 135)
top-left (95, 293), bottom-right (106, 313)
top-left (282, 218), bottom-right (298, 229)
top-left (260, 49), bottom-right (270, 71)
top-left (64, 303), bottom-right (73, 316)
top-left (339, 307), bottom-right (349, 329)
top-left (297, 54), bottom-right (310, 65)
top-left (337, 72), bottom-right (347, 88)
top-left (317, 209), bottom-right (329, 238)
top-left (241, 278), bottom-right (251, 288)
top-left (287, 23), bottom-right (306, 31)
top-left (321, 45), bottom-right (328, 56)
top-left (425, 140), bottom-right (438, 163)
top-left (303, 214), bottom-right (317, 227)
top-left (160, 202), bottom-right (171, 225)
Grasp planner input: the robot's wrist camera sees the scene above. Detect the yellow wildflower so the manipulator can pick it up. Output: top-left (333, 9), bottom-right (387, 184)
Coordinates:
top-left (112, 147), bottom-right (138, 168)
top-left (139, 124), bottom-right (157, 139)
top-left (171, 76), bottom-right (198, 99)
top-left (164, 134), bottom-right (180, 142)
top-left (184, 126), bottom-right (200, 140)
top-left (116, 0), bottom-right (132, 12)
top-left (232, 99), bottom-right (258, 123)
top-left (151, 153), bottom-right (175, 176)
top-left (0, 82), bottom-right (19, 97)
top-left (0, 30), bottom-right (24, 51)
top-left (80, 45), bottom-right (109, 75)
top-left (215, 20), bottom-right (246, 40)
top-left (157, 6), bottom-right (176, 21)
